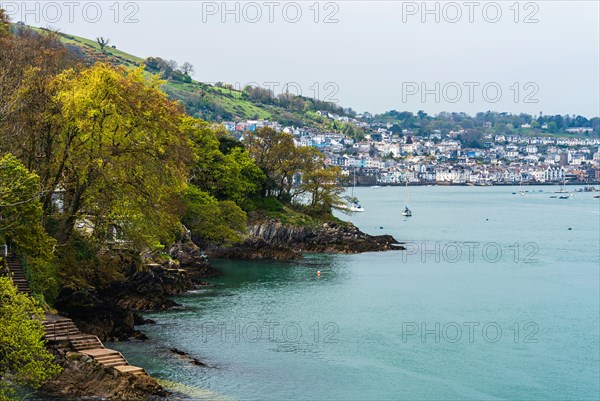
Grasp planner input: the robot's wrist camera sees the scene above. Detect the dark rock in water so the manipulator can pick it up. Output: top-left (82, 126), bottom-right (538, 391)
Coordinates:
top-left (169, 347), bottom-right (207, 367)
top-left (134, 313), bottom-right (156, 326)
top-left (170, 347), bottom-right (187, 356)
top-left (211, 219), bottom-right (404, 260)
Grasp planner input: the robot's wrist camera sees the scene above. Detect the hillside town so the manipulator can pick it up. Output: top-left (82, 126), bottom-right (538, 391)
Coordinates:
top-left (221, 115), bottom-right (600, 186)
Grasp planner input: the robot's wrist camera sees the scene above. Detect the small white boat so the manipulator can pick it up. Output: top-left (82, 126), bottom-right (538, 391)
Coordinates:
top-left (555, 180), bottom-right (569, 194)
top-left (371, 185), bottom-right (381, 189)
top-left (402, 181), bottom-right (412, 217)
top-left (348, 202), bottom-right (365, 212)
top-left (345, 166), bottom-right (365, 212)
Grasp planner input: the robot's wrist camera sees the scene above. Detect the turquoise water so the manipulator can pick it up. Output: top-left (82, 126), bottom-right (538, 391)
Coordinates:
top-left (112, 186), bottom-right (600, 400)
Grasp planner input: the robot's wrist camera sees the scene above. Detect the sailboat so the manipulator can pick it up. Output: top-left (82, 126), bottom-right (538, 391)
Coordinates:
top-left (401, 180), bottom-right (412, 217)
top-left (347, 166), bottom-right (364, 212)
top-left (555, 179), bottom-right (568, 193)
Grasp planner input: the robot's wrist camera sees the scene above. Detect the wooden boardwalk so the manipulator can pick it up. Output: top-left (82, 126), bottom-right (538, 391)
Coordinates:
top-left (4, 255), bottom-right (147, 377)
top-left (42, 315), bottom-right (148, 376)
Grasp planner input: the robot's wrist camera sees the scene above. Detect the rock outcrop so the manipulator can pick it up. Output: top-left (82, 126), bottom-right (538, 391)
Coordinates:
top-left (211, 219), bottom-right (403, 260)
top-left (42, 350), bottom-right (167, 400)
top-left (55, 251), bottom-right (217, 342)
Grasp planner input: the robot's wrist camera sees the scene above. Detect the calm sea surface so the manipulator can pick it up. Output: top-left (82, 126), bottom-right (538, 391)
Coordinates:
top-left (112, 185), bottom-right (600, 400)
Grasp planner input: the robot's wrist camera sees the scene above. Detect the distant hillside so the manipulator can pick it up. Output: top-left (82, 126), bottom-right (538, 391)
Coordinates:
top-left (14, 25), bottom-right (599, 140)
top-left (28, 26), bottom-right (351, 128)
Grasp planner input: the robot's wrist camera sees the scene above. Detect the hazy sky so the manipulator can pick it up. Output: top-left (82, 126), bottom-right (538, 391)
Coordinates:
top-left (4, 1), bottom-right (599, 117)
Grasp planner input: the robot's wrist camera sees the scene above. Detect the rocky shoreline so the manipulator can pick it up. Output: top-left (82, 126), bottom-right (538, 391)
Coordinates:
top-left (42, 346), bottom-right (167, 400)
top-left (54, 237), bottom-right (218, 342)
top-left (53, 219), bottom-right (402, 342)
top-left (211, 219), bottom-right (404, 260)
top-left (43, 219), bottom-right (402, 400)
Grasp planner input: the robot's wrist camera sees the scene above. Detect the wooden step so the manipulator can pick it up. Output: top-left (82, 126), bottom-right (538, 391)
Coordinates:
top-left (73, 343), bottom-right (103, 351)
top-left (96, 357), bottom-right (127, 367)
top-left (43, 320), bottom-right (75, 327)
top-left (80, 348), bottom-right (120, 357)
top-left (55, 334), bottom-right (96, 342)
top-left (44, 320), bottom-right (77, 328)
top-left (40, 313), bottom-right (150, 379)
top-left (44, 323), bottom-right (79, 331)
top-left (71, 339), bottom-right (104, 351)
top-left (44, 324), bottom-right (79, 331)
top-left (43, 318), bottom-right (76, 325)
top-left (44, 330), bottom-right (81, 339)
top-left (45, 328), bottom-right (79, 335)
top-left (69, 335), bottom-right (101, 343)
top-left (114, 365), bottom-right (148, 376)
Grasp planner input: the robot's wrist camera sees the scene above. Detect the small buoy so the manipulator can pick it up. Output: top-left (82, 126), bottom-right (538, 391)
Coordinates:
top-left (486, 218), bottom-right (489, 221)
top-left (380, 226), bottom-right (383, 229)
top-left (568, 227), bottom-right (572, 230)
top-left (317, 271), bottom-right (321, 276)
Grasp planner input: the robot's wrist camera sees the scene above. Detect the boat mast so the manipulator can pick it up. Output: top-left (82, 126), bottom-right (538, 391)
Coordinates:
top-left (352, 166), bottom-right (356, 198)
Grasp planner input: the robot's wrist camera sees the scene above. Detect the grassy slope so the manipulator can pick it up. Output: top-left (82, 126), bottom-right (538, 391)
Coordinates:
top-left (33, 28), bottom-right (594, 138)
top-left (37, 28), bottom-right (285, 122)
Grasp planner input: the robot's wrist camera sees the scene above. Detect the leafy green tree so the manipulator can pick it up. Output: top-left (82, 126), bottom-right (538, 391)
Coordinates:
top-left (50, 64), bottom-right (193, 249)
top-left (245, 127), bottom-right (299, 199)
top-left (296, 149), bottom-right (345, 215)
top-left (0, 154), bottom-right (57, 302)
top-left (185, 119), bottom-right (264, 209)
top-left (0, 277), bottom-right (61, 400)
top-left (245, 128), bottom-right (345, 215)
top-left (182, 185), bottom-right (246, 245)
top-left (0, 24), bottom-right (78, 161)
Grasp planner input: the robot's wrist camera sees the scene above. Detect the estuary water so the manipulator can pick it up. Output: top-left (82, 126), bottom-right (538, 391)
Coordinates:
top-left (112, 185), bottom-right (600, 400)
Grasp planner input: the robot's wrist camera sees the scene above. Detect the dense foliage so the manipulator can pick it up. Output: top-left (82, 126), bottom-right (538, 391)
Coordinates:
top-left (0, 155), bottom-right (58, 302)
top-left (0, 12), bottom-right (346, 302)
top-left (0, 277), bottom-right (61, 400)
top-left (246, 127), bottom-right (345, 216)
